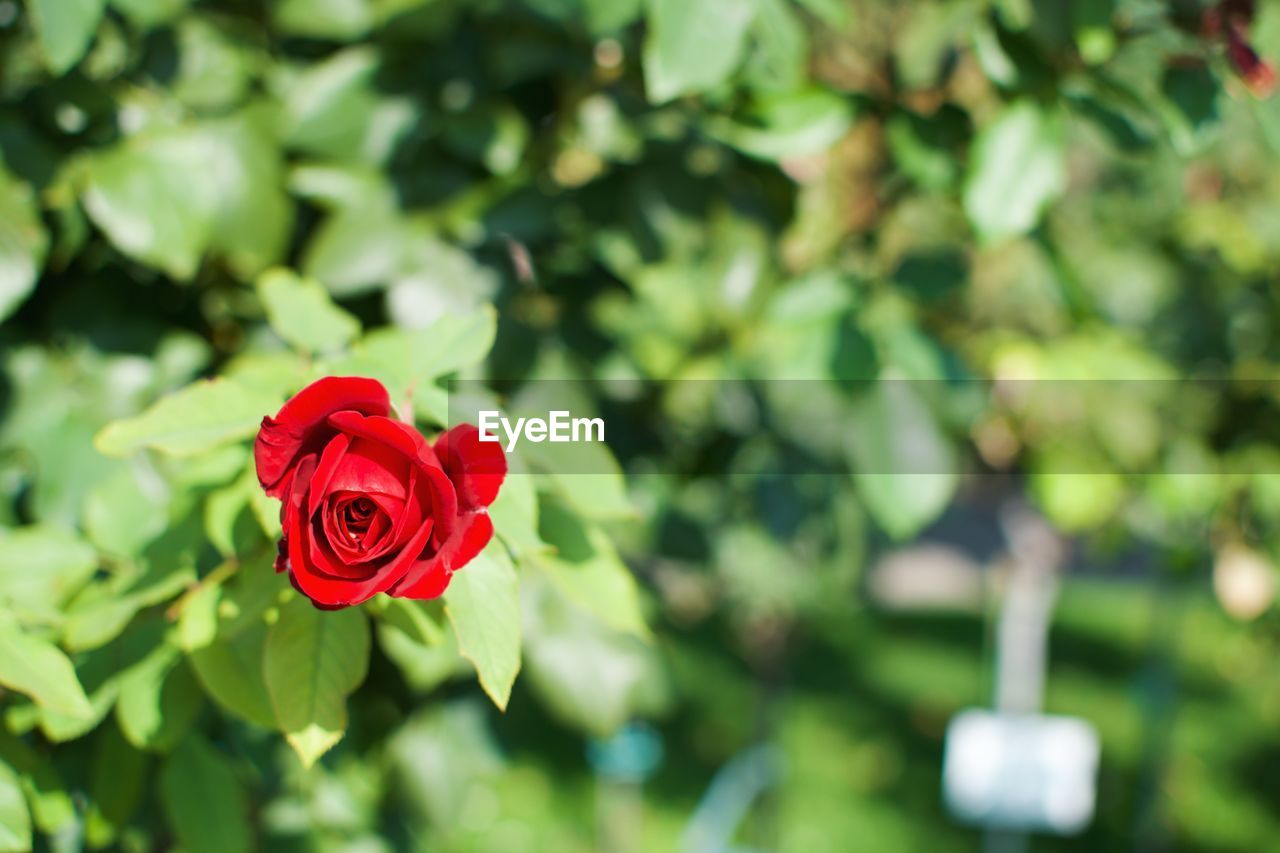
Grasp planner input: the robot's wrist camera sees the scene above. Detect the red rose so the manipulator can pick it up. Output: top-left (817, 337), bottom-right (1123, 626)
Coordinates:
top-left (254, 376), bottom-right (506, 608)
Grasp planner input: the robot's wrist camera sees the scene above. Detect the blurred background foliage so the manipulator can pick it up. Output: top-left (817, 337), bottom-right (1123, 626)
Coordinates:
top-left (2, 0), bottom-right (1280, 850)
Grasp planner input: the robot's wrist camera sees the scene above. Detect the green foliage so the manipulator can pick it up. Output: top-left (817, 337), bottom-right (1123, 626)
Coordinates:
top-left (443, 545), bottom-right (522, 710)
top-left (0, 168), bottom-right (48, 325)
top-left (265, 598), bottom-right (371, 768)
top-left (257, 268), bottom-right (361, 355)
top-left (26, 0), bottom-right (106, 75)
top-left (0, 615), bottom-right (93, 719)
top-left (95, 379), bottom-right (281, 457)
top-left (1, 0), bottom-right (1279, 848)
top-left (160, 737), bottom-right (251, 853)
top-left (0, 759), bottom-right (31, 853)
top-left (963, 101), bottom-right (1068, 241)
top-left (643, 0), bottom-right (754, 102)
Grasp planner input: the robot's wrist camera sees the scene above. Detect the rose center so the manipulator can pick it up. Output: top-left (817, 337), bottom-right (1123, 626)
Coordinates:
top-left (336, 496), bottom-right (382, 544)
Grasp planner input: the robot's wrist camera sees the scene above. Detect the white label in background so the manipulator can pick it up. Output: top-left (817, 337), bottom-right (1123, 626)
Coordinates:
top-left (943, 709), bottom-right (1100, 835)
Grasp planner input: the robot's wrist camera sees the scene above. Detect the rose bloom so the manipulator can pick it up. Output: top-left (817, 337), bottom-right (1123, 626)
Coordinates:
top-left (254, 376), bottom-right (505, 608)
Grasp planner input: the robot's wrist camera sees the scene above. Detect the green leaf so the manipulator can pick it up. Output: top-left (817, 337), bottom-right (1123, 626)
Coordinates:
top-left (488, 471), bottom-right (547, 558)
top-left (169, 444), bottom-right (250, 490)
top-left (62, 562), bottom-right (194, 651)
top-left (536, 502), bottom-right (648, 639)
top-left (204, 469), bottom-right (257, 559)
top-left (301, 203), bottom-right (403, 295)
top-left (84, 723), bottom-right (147, 849)
top-left (545, 466), bottom-right (633, 521)
top-left (0, 167), bottom-right (48, 324)
top-left (160, 737), bottom-right (250, 853)
top-left (332, 305), bottom-right (497, 420)
top-left (374, 597), bottom-right (446, 647)
top-left (79, 112), bottom-right (289, 281)
top-left (0, 758), bottom-right (31, 853)
top-left (26, 0), bottom-right (106, 75)
top-left (0, 615), bottom-right (93, 718)
top-left (847, 381), bottom-right (958, 540)
top-left (35, 619), bottom-right (167, 742)
top-left (257, 267), bottom-right (361, 355)
top-left (580, 0), bottom-right (643, 32)
top-left (281, 47), bottom-right (410, 164)
top-left (201, 110), bottom-right (294, 279)
top-left (274, 0), bottom-right (374, 40)
top-left (963, 101), bottom-right (1066, 242)
top-left (186, 568), bottom-right (283, 727)
top-left (263, 598), bottom-right (370, 768)
top-left (444, 544), bottom-right (522, 711)
top-left (176, 583), bottom-right (221, 652)
top-left (83, 464), bottom-right (169, 558)
top-left (385, 702), bottom-right (504, 822)
top-left (95, 378), bottom-right (279, 458)
top-left (109, 0), bottom-right (190, 30)
top-left (116, 648), bottom-right (202, 752)
top-left (702, 89), bottom-right (854, 162)
top-left (643, 0), bottom-right (755, 103)
top-left (1161, 63), bottom-right (1221, 154)
top-left (0, 525), bottom-right (97, 622)
top-left (376, 622), bottom-right (467, 694)
top-left (0, 733), bottom-right (76, 834)
top-left (81, 128), bottom-right (219, 279)
top-left (169, 18), bottom-right (253, 111)
top-left (743, 0), bottom-right (808, 91)
top-left (405, 305), bottom-right (497, 378)
top-left (521, 572), bottom-right (654, 737)
top-left (222, 350), bottom-right (311, 400)
top-left (189, 624), bottom-right (276, 729)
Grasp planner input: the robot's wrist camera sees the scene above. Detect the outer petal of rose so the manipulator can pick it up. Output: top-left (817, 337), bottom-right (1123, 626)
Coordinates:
top-left (327, 411), bottom-right (441, 469)
top-left (326, 411), bottom-right (459, 542)
top-left (434, 424), bottom-right (506, 509)
top-left (279, 453), bottom-right (318, 536)
top-left (389, 510), bottom-right (494, 600)
top-left (255, 377), bottom-right (390, 498)
top-left (323, 437), bottom-right (412, 500)
top-left (288, 509), bottom-right (434, 607)
top-left (287, 573), bottom-right (348, 611)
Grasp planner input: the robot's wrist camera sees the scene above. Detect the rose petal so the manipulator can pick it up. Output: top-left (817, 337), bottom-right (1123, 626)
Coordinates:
top-left (320, 492), bottom-right (407, 565)
top-left (288, 508), bottom-right (435, 607)
top-left (324, 437), bottom-right (411, 500)
top-left (387, 553), bottom-right (450, 600)
top-left (327, 411), bottom-right (441, 468)
top-left (322, 497), bottom-right (388, 564)
top-left (389, 510), bottom-right (494, 600)
top-left (434, 424), bottom-right (507, 509)
top-left (287, 573), bottom-right (349, 611)
top-left (306, 515), bottom-right (379, 580)
top-left (326, 411), bottom-right (459, 543)
top-left (280, 452), bottom-right (318, 535)
top-left (255, 377), bottom-right (390, 498)
top-left (378, 468), bottom-right (425, 556)
top-left (307, 433), bottom-right (352, 518)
